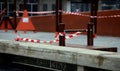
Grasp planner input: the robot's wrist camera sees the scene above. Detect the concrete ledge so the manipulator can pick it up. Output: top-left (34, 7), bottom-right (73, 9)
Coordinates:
top-left (0, 40), bottom-right (120, 70)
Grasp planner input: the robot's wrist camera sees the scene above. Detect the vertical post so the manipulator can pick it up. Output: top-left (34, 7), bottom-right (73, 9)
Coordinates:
top-left (94, 1), bottom-right (98, 34)
top-left (87, 23), bottom-right (93, 46)
top-left (55, 0), bottom-right (59, 32)
top-left (58, 0), bottom-right (65, 46)
top-left (4, 0), bottom-right (7, 13)
top-left (90, 0), bottom-right (99, 34)
top-left (87, 0), bottom-right (94, 46)
top-left (59, 23), bottom-right (65, 46)
top-left (23, 0), bottom-right (27, 10)
top-left (14, 0), bottom-right (17, 29)
top-left (87, 0), bottom-right (98, 46)
top-left (59, 0), bottom-right (62, 23)
top-left (4, 0), bottom-right (7, 30)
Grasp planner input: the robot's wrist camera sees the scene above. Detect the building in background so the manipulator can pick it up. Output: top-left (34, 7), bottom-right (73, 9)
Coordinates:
top-left (0, 0), bottom-right (120, 16)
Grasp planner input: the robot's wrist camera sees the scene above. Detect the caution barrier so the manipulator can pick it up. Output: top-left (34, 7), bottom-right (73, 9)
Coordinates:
top-left (17, 10), bottom-right (120, 18)
top-left (17, 11), bottom-right (55, 14)
top-left (15, 32), bottom-right (81, 44)
top-left (15, 37), bottom-right (58, 44)
top-left (55, 32), bottom-right (81, 40)
top-left (63, 11), bottom-right (120, 18)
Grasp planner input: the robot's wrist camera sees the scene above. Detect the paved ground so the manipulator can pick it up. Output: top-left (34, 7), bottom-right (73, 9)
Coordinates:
top-left (0, 30), bottom-right (120, 52)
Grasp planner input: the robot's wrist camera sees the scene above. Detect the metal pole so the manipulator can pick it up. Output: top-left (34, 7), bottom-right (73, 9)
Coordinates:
top-left (90, 0), bottom-right (99, 34)
top-left (55, 0), bottom-right (59, 32)
top-left (59, 0), bottom-right (62, 23)
top-left (87, 23), bottom-right (93, 46)
top-left (87, 0), bottom-right (98, 46)
top-left (58, 0), bottom-right (65, 46)
top-left (87, 0), bottom-right (94, 46)
top-left (90, 0), bottom-right (95, 22)
top-left (4, 0), bottom-right (7, 12)
top-left (4, 0), bottom-right (7, 30)
top-left (23, 0), bottom-right (27, 10)
top-left (59, 23), bottom-right (65, 46)
top-left (14, 0), bottom-right (17, 29)
top-left (94, 0), bottom-right (98, 34)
